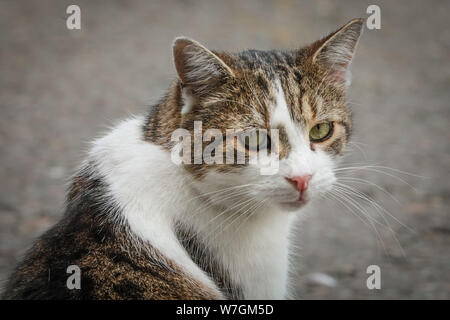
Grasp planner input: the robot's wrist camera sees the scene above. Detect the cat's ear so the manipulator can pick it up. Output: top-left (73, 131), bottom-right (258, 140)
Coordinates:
top-left (173, 37), bottom-right (234, 96)
top-left (309, 18), bottom-right (364, 87)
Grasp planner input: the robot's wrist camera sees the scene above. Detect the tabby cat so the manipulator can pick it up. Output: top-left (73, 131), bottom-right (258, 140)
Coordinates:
top-left (3, 18), bottom-right (363, 299)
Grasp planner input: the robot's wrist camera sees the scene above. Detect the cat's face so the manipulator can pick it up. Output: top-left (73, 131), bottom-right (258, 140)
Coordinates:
top-left (172, 19), bottom-right (363, 212)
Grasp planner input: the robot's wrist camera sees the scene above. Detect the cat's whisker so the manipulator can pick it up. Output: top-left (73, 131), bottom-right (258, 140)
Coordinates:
top-left (333, 183), bottom-right (409, 256)
top-left (205, 193), bottom-right (256, 224)
top-left (346, 100), bottom-right (364, 107)
top-left (186, 183), bottom-right (258, 202)
top-left (334, 183), bottom-right (398, 225)
top-left (189, 187), bottom-right (252, 210)
top-left (347, 140), bottom-right (369, 146)
top-left (333, 180), bottom-right (400, 232)
top-left (202, 197), bottom-right (258, 242)
top-left (331, 187), bottom-right (389, 229)
top-left (337, 176), bottom-right (402, 205)
top-left (327, 190), bottom-right (391, 256)
top-left (333, 166), bottom-right (421, 192)
top-left (186, 183), bottom-right (256, 199)
top-left (334, 163), bottom-right (427, 179)
top-left (335, 182), bottom-right (415, 235)
top-left (179, 194), bottom-right (256, 243)
top-left (325, 191), bottom-right (389, 254)
top-left (186, 188), bottom-right (257, 226)
top-left (346, 142), bottom-right (369, 160)
top-left (232, 199), bottom-right (268, 236)
top-left (222, 198), bottom-right (267, 239)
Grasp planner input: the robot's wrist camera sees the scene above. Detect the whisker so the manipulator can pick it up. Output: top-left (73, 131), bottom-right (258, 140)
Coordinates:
top-left (346, 142), bottom-right (369, 160)
top-left (335, 182), bottom-right (415, 233)
top-left (334, 164), bottom-right (428, 179)
top-left (331, 187), bottom-right (389, 229)
top-left (203, 197), bottom-right (258, 242)
top-left (333, 183), bottom-right (409, 257)
top-left (187, 188), bottom-right (257, 224)
top-left (233, 199), bottom-right (268, 235)
top-left (186, 183), bottom-right (257, 203)
top-left (337, 176), bottom-right (402, 205)
top-left (325, 192), bottom-right (388, 254)
top-left (223, 198), bottom-right (267, 237)
top-left (334, 167), bottom-right (420, 192)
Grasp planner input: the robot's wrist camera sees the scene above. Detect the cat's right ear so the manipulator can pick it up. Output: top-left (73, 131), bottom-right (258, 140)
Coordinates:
top-left (308, 18), bottom-right (364, 88)
top-left (173, 37), bottom-right (234, 97)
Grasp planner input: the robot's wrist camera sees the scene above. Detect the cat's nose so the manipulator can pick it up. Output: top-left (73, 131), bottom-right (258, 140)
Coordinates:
top-left (286, 175), bottom-right (312, 194)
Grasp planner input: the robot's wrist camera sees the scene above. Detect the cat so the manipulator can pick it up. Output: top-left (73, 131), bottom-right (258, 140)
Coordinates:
top-left (2, 18), bottom-right (363, 300)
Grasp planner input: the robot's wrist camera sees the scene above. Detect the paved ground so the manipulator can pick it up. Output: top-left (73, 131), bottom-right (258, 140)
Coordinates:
top-left (0, 0), bottom-right (449, 299)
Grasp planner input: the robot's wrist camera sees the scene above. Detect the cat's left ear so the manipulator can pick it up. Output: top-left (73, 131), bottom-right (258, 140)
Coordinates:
top-left (173, 37), bottom-right (234, 97)
top-left (309, 18), bottom-right (364, 87)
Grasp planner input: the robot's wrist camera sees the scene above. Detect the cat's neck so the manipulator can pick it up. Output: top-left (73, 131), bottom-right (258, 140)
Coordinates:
top-left (175, 197), bottom-right (295, 299)
top-left (87, 114), bottom-right (295, 299)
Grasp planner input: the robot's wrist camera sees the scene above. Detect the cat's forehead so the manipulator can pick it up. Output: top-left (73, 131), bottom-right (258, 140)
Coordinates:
top-left (216, 49), bottom-right (349, 128)
top-left (236, 49), bottom-right (297, 72)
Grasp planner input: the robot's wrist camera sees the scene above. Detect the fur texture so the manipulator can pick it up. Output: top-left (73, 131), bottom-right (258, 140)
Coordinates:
top-left (3, 19), bottom-right (363, 300)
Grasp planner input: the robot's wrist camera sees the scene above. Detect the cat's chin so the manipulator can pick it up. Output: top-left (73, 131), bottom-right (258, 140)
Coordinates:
top-left (279, 198), bottom-right (309, 211)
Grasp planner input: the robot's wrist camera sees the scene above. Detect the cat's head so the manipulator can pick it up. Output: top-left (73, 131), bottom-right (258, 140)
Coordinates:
top-left (171, 19), bottom-right (363, 212)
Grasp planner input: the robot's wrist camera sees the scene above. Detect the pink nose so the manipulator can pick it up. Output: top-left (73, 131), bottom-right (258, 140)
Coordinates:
top-left (286, 175), bottom-right (312, 193)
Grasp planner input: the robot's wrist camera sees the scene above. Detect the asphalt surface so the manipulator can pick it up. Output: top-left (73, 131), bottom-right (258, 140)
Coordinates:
top-left (0, 0), bottom-right (449, 299)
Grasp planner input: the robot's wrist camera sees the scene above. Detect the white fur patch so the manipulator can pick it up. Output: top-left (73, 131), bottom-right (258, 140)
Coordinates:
top-left (89, 117), bottom-right (223, 297)
top-left (181, 87), bottom-right (195, 115)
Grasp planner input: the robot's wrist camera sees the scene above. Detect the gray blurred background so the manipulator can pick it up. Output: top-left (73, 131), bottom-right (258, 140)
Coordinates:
top-left (0, 0), bottom-right (449, 299)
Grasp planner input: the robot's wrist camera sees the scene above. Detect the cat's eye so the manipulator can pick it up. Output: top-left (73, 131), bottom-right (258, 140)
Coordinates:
top-left (238, 130), bottom-right (270, 151)
top-left (309, 122), bottom-right (333, 142)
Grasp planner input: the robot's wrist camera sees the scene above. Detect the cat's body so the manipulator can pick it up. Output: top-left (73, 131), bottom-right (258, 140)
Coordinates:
top-left (3, 19), bottom-right (363, 300)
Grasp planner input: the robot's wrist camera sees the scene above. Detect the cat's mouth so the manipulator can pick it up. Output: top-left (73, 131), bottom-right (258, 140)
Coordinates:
top-left (280, 196), bottom-right (309, 209)
top-left (280, 175), bottom-right (312, 209)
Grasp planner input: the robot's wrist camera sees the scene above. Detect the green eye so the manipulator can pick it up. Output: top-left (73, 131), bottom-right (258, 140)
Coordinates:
top-left (309, 122), bottom-right (333, 142)
top-left (239, 130), bottom-right (270, 151)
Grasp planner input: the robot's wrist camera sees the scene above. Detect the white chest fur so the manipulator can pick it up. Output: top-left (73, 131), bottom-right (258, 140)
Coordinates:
top-left (88, 117), bottom-right (296, 299)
